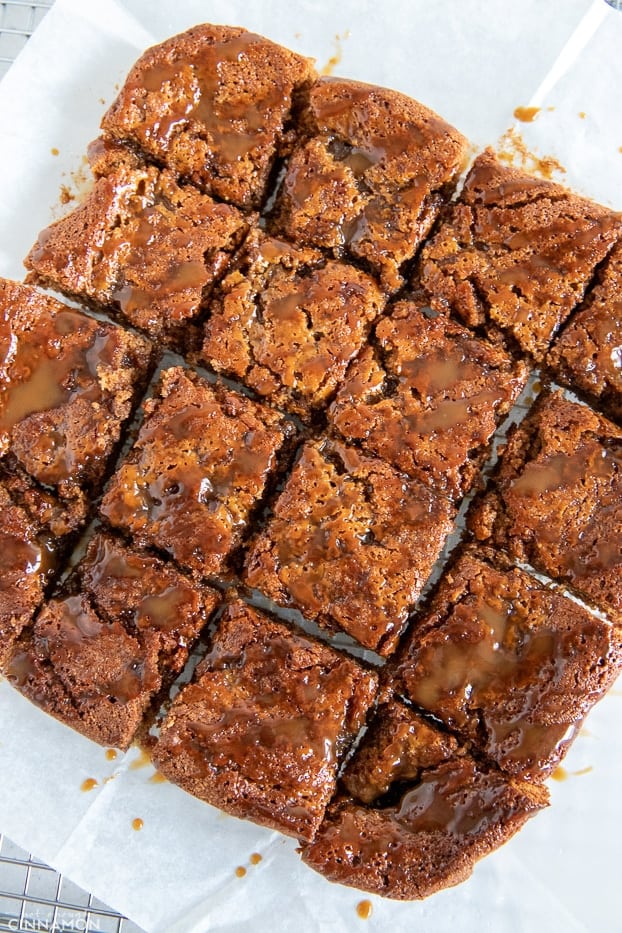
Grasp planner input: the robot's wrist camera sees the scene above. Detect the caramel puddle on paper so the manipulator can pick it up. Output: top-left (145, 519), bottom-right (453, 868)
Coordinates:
top-left (497, 126), bottom-right (566, 181)
top-left (149, 771), bottom-right (167, 784)
top-left (81, 778), bottom-right (98, 792)
top-left (129, 747), bottom-right (152, 770)
top-left (132, 818), bottom-right (144, 831)
top-left (356, 900), bottom-right (373, 920)
top-left (514, 105), bottom-right (541, 123)
top-left (321, 31), bottom-right (350, 76)
top-left (552, 765), bottom-right (593, 782)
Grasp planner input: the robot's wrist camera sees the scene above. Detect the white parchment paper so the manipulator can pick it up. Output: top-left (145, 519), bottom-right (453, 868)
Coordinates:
top-left (0, 2), bottom-right (621, 931)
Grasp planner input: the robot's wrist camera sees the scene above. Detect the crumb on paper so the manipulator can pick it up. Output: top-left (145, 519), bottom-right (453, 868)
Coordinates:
top-left (579, 111), bottom-right (587, 119)
top-left (497, 127), bottom-right (566, 181)
top-left (59, 185), bottom-right (74, 205)
top-left (99, 97), bottom-right (106, 105)
top-left (50, 147), bottom-right (59, 156)
top-left (320, 30), bottom-right (350, 76)
top-left (294, 31), bottom-right (301, 39)
top-left (513, 105), bottom-right (540, 123)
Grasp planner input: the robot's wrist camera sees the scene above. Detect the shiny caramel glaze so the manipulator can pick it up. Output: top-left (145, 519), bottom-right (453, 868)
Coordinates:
top-left (244, 438), bottom-right (454, 655)
top-left (548, 239), bottom-right (622, 422)
top-left (100, 25), bottom-right (315, 209)
top-left (0, 278), bottom-right (152, 503)
top-left (101, 367), bottom-right (293, 578)
top-left (389, 547), bottom-right (622, 780)
top-left (271, 77), bottom-right (468, 292)
top-left (342, 702), bottom-right (461, 804)
top-left (329, 298), bottom-right (528, 498)
top-left (153, 599), bottom-right (377, 842)
top-left (419, 149), bottom-right (621, 361)
top-left (469, 391), bottom-right (622, 621)
top-left (7, 533), bottom-right (218, 749)
top-left (25, 165), bottom-right (250, 345)
top-left (200, 230), bottom-right (385, 420)
top-left (302, 759), bottom-right (547, 900)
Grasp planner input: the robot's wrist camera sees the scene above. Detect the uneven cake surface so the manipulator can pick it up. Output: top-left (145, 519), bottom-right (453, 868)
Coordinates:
top-left (388, 547), bottom-right (622, 779)
top-left (419, 149), bottom-right (621, 360)
top-left (328, 299), bottom-right (528, 498)
top-left (200, 231), bottom-right (385, 419)
top-left (0, 468), bottom-right (82, 669)
top-left (302, 701), bottom-right (548, 900)
top-left (153, 599), bottom-right (378, 841)
top-left (100, 24), bottom-right (316, 209)
top-left (270, 76), bottom-right (468, 292)
top-left (25, 164), bottom-right (250, 345)
top-left (101, 367), bottom-right (293, 577)
top-left (244, 437), bottom-right (455, 655)
top-left (469, 391), bottom-right (622, 620)
top-left (7, 531), bottom-right (218, 749)
top-left (548, 239), bottom-right (622, 422)
top-left (0, 278), bottom-right (152, 507)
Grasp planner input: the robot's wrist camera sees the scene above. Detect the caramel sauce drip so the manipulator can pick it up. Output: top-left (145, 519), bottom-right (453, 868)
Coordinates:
top-left (356, 900), bottom-right (373, 920)
top-left (513, 106), bottom-right (541, 123)
top-left (235, 866), bottom-right (246, 878)
top-left (136, 33), bottom-right (283, 162)
top-left (132, 817), bottom-right (144, 831)
top-left (81, 778), bottom-right (98, 792)
top-left (249, 852), bottom-right (262, 865)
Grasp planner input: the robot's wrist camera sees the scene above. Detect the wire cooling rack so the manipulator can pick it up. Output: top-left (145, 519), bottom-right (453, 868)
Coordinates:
top-left (0, 10), bottom-right (142, 932)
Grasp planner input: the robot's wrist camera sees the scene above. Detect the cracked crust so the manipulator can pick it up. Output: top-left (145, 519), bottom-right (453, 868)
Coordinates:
top-left (153, 599), bottom-right (377, 841)
top-left (244, 437), bottom-right (455, 655)
top-left (7, 532), bottom-right (218, 749)
top-left (387, 546), bottom-right (622, 780)
top-left (269, 77), bottom-right (468, 292)
top-left (25, 164), bottom-right (250, 347)
top-left (301, 763), bottom-right (548, 900)
top-left (0, 278), bottom-right (152, 507)
top-left (468, 390), bottom-right (622, 620)
top-left (548, 239), bottom-right (622, 422)
top-left (100, 367), bottom-right (294, 578)
top-left (100, 25), bottom-right (316, 209)
top-left (200, 231), bottom-right (385, 420)
top-left (328, 298), bottom-right (528, 498)
top-left (419, 149), bottom-right (621, 361)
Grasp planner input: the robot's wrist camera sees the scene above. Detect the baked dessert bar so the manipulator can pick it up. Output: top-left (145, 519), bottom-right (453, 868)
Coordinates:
top-left (270, 77), bottom-right (468, 292)
top-left (0, 278), bottom-right (152, 511)
top-left (7, 531), bottom-right (219, 749)
top-left (328, 298), bottom-right (528, 498)
top-left (388, 546), bottom-right (622, 780)
top-left (244, 437), bottom-right (455, 655)
top-left (0, 468), bottom-right (82, 669)
top-left (153, 598), bottom-right (378, 841)
top-left (200, 230), bottom-right (385, 420)
top-left (25, 164), bottom-right (250, 346)
top-left (548, 239), bottom-right (622, 422)
top-left (469, 390), bottom-right (622, 620)
top-left (419, 149), bottom-right (621, 360)
top-left (100, 24), bottom-right (315, 210)
top-left (301, 700), bottom-right (548, 899)
top-left (100, 367), bottom-right (294, 578)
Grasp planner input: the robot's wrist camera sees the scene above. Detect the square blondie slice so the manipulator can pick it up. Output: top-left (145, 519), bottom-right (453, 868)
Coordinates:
top-left (419, 149), bottom-right (621, 361)
top-left (7, 531), bottom-right (219, 750)
top-left (270, 77), bottom-right (468, 292)
top-left (0, 279), bottom-right (152, 510)
top-left (25, 164), bottom-right (250, 347)
top-left (244, 438), bottom-right (455, 656)
top-left (328, 299), bottom-right (528, 499)
top-left (301, 700), bottom-right (547, 900)
top-left (152, 599), bottom-right (378, 842)
top-left (548, 239), bottom-right (622, 422)
top-left (468, 390), bottom-right (622, 621)
top-left (100, 25), bottom-right (316, 210)
top-left (101, 367), bottom-right (294, 578)
top-left (200, 231), bottom-right (385, 420)
top-left (0, 469), bottom-right (83, 669)
top-left (388, 547), bottom-right (622, 781)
